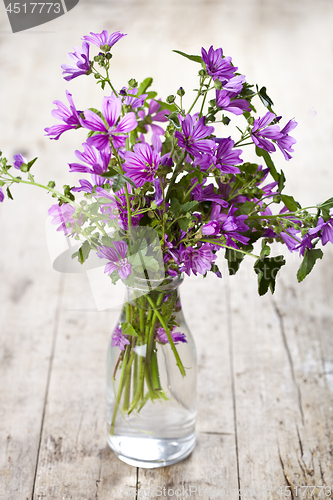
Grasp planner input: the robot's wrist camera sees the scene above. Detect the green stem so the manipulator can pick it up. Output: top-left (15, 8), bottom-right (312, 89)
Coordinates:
top-left (201, 238), bottom-right (260, 259)
top-left (146, 295), bottom-right (186, 377)
top-left (110, 345), bottom-right (131, 435)
top-left (199, 77), bottom-right (212, 118)
top-left (165, 151), bottom-right (186, 202)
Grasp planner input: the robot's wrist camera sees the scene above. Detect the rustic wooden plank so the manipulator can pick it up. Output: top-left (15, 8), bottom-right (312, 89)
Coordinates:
top-left (273, 250), bottom-right (333, 498)
top-left (0, 195), bottom-right (63, 500)
top-left (137, 272), bottom-right (239, 498)
top-left (33, 273), bottom-right (137, 500)
top-left (227, 249), bottom-right (333, 499)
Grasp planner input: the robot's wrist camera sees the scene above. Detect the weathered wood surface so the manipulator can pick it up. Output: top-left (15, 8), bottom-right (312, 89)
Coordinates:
top-left (1, 0), bottom-right (333, 499)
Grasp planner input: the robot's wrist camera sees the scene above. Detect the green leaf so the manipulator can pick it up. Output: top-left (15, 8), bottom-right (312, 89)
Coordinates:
top-left (225, 245), bottom-right (254, 276)
top-left (112, 174), bottom-right (126, 192)
top-left (255, 146), bottom-right (279, 182)
top-left (257, 85), bottom-right (274, 112)
top-left (254, 255), bottom-right (286, 295)
top-left (172, 50), bottom-right (202, 64)
top-left (100, 168), bottom-right (118, 178)
top-left (168, 113), bottom-right (181, 129)
top-left (6, 186), bottom-right (13, 200)
top-left (260, 241), bottom-right (271, 258)
top-left (319, 197), bottom-right (333, 220)
top-left (278, 170), bottom-right (286, 193)
top-left (297, 248), bottom-right (323, 283)
top-left (138, 77), bottom-right (153, 95)
top-left (71, 240), bottom-right (91, 264)
top-left (178, 218), bottom-right (192, 231)
top-left (281, 194), bottom-right (300, 212)
top-left (170, 198), bottom-right (198, 217)
top-left (121, 322), bottom-right (139, 337)
top-left (27, 157), bottom-right (38, 170)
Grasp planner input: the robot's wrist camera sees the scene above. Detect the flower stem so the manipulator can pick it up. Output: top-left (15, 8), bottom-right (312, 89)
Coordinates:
top-left (146, 295), bottom-right (186, 377)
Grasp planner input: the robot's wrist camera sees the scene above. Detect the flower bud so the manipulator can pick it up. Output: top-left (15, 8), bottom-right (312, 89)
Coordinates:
top-left (198, 69), bottom-right (206, 76)
top-left (177, 87), bottom-right (185, 97)
top-left (273, 195), bottom-right (282, 203)
top-left (214, 79), bottom-right (223, 90)
top-left (166, 95), bottom-right (176, 104)
top-left (128, 78), bottom-right (138, 88)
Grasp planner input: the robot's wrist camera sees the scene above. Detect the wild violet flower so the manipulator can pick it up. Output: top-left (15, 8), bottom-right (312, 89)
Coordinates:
top-left (80, 95), bottom-right (137, 150)
top-left (13, 154), bottom-right (27, 170)
top-left (48, 203), bottom-right (80, 235)
top-left (94, 186), bottom-right (143, 230)
top-left (308, 214), bottom-right (333, 245)
top-left (97, 240), bottom-right (131, 279)
top-left (191, 181), bottom-right (229, 207)
top-left (111, 325), bottom-right (130, 350)
top-left (156, 326), bottom-right (187, 345)
top-left (202, 204), bottom-right (250, 249)
top-left (275, 119), bottom-right (298, 160)
top-left (83, 30), bottom-right (126, 49)
top-left (123, 142), bottom-right (161, 187)
top-left (175, 115), bottom-right (215, 157)
top-left (45, 91), bottom-right (82, 140)
top-left (201, 46), bottom-right (237, 82)
top-left (122, 87), bottom-right (148, 109)
top-left (180, 243), bottom-right (216, 276)
top-left (62, 42), bottom-right (90, 81)
top-left (69, 143), bottom-right (111, 176)
top-left (251, 112), bottom-right (297, 160)
top-left (0, 187), bottom-right (4, 203)
top-left (216, 89), bottom-right (250, 116)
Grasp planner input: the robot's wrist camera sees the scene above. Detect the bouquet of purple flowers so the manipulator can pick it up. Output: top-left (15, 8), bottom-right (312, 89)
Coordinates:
top-left (1, 30), bottom-right (333, 432)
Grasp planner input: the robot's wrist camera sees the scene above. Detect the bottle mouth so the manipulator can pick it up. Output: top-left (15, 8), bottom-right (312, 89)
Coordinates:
top-left (127, 273), bottom-right (184, 293)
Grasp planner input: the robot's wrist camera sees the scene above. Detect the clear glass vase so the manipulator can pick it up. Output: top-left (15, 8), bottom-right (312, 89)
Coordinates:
top-left (106, 274), bottom-right (197, 468)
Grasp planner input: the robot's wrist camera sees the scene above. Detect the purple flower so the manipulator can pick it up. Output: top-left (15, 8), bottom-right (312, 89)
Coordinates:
top-left (45, 91), bottom-right (82, 140)
top-left (180, 242), bottom-right (216, 276)
top-left (0, 186), bottom-right (4, 203)
top-left (138, 99), bottom-right (170, 135)
top-left (156, 326), bottom-right (187, 345)
top-left (48, 203), bottom-right (79, 235)
top-left (111, 325), bottom-right (130, 351)
top-left (223, 75), bottom-right (246, 95)
top-left (214, 138), bottom-right (243, 174)
top-left (251, 112), bottom-right (297, 160)
top-left (201, 46), bottom-right (237, 82)
top-left (122, 87), bottom-right (148, 108)
top-left (191, 181), bottom-right (229, 207)
top-left (123, 143), bottom-right (160, 187)
top-left (72, 172), bottom-right (109, 193)
top-left (97, 240), bottom-right (131, 279)
top-left (61, 42), bottom-right (90, 81)
top-left (216, 89), bottom-right (250, 116)
top-left (279, 226), bottom-right (301, 251)
top-left (203, 204), bottom-right (250, 249)
top-left (175, 115), bottom-right (215, 157)
top-left (308, 215), bottom-right (333, 245)
top-left (80, 95), bottom-right (137, 150)
top-left (94, 186), bottom-right (143, 230)
top-left (69, 143), bottom-right (111, 176)
top-left (297, 234), bottom-right (314, 256)
top-left (83, 30), bottom-right (126, 49)
top-left (251, 112), bottom-right (282, 153)
top-left (13, 153), bottom-right (27, 170)
top-left (276, 119), bottom-right (298, 161)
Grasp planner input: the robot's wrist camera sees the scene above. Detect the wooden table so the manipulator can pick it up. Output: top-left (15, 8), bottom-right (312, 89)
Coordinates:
top-left (1, 1), bottom-right (333, 498)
